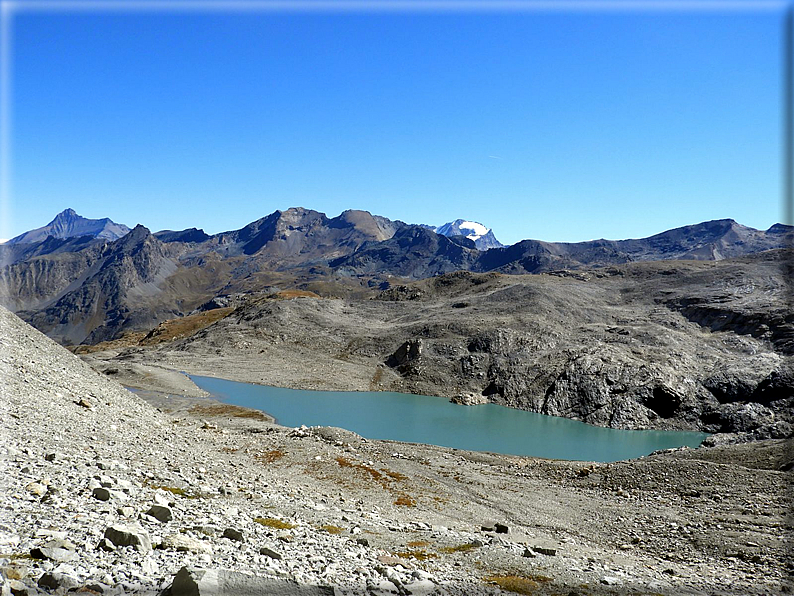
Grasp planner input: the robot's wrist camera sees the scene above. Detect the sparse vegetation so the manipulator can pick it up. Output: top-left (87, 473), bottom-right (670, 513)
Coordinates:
top-left (319, 524), bottom-right (345, 535)
top-left (393, 495), bottom-right (416, 507)
top-left (335, 456), bottom-right (382, 480)
top-left (439, 542), bottom-right (480, 554)
top-left (254, 517), bottom-right (296, 530)
top-left (406, 540), bottom-right (431, 548)
top-left (72, 308), bottom-right (235, 353)
top-left (256, 449), bottom-right (285, 463)
top-left (383, 469), bottom-right (407, 481)
top-left (334, 456), bottom-right (409, 491)
top-left (2, 553), bottom-right (34, 561)
top-left (393, 549), bottom-right (436, 561)
top-left (189, 403), bottom-right (270, 421)
top-left (269, 289), bottom-right (321, 300)
top-left (485, 574), bottom-right (552, 594)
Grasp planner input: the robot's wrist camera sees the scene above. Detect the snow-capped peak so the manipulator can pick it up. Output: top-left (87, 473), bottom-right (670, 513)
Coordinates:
top-left (434, 219), bottom-right (504, 250)
top-left (460, 221), bottom-right (489, 239)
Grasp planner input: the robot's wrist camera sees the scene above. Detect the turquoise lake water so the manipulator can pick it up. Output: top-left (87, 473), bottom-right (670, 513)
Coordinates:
top-left (189, 375), bottom-right (709, 462)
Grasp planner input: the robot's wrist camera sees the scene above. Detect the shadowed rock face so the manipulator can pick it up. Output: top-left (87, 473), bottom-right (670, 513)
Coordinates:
top-left (17, 225), bottom-right (182, 345)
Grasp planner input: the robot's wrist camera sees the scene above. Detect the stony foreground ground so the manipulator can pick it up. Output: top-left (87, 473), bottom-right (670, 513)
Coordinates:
top-left (1, 305), bottom-right (793, 595)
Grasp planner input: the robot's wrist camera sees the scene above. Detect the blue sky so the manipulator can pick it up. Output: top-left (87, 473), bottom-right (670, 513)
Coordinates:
top-left (3, 1), bottom-right (788, 245)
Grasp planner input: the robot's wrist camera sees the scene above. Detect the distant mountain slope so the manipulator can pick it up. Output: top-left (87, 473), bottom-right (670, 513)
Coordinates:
top-left (435, 219), bottom-right (504, 250)
top-left (336, 219), bottom-right (794, 279)
top-left (8, 208), bottom-right (130, 244)
top-left (2, 208), bottom-right (409, 344)
top-left (2, 207), bottom-right (791, 345)
top-left (19, 225), bottom-right (183, 344)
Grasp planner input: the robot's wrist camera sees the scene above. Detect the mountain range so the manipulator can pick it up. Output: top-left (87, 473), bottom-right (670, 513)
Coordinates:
top-left (0, 207), bottom-right (791, 345)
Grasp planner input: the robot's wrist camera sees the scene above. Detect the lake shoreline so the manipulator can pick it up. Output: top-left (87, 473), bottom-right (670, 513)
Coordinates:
top-left (81, 348), bottom-right (715, 434)
top-left (188, 374), bottom-right (710, 463)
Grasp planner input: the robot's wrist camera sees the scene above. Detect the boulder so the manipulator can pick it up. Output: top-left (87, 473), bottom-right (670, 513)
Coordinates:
top-left (92, 487), bottom-right (111, 501)
top-left (160, 567), bottom-right (335, 595)
top-left (104, 525), bottom-right (151, 553)
top-left (30, 539), bottom-right (77, 562)
top-left (222, 528), bottom-right (244, 542)
top-left (37, 571), bottom-right (79, 591)
top-left (259, 547), bottom-right (282, 560)
top-left (146, 505), bottom-right (173, 523)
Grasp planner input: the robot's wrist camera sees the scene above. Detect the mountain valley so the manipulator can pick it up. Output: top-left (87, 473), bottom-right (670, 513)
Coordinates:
top-left (1, 207), bottom-right (793, 595)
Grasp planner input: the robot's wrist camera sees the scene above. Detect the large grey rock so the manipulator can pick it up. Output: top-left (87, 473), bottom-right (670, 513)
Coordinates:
top-left (146, 504), bottom-right (173, 522)
top-left (258, 546), bottom-right (282, 560)
top-left (104, 525), bottom-right (151, 553)
top-left (30, 539), bottom-right (77, 562)
top-left (37, 571), bottom-right (80, 591)
top-left (160, 567), bottom-right (335, 596)
top-left (385, 339), bottom-right (423, 376)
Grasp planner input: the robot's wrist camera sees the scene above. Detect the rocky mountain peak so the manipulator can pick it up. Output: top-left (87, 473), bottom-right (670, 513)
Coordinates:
top-left (434, 219), bottom-right (504, 250)
top-left (53, 207), bottom-right (78, 220)
top-left (114, 224), bottom-right (152, 249)
top-left (9, 209), bottom-right (131, 245)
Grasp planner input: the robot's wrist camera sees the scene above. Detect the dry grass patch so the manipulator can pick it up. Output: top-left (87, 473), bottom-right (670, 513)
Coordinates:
top-left (439, 542), bottom-right (480, 554)
top-left (383, 469), bottom-right (407, 481)
top-left (190, 403), bottom-right (270, 421)
top-left (139, 308), bottom-right (235, 346)
top-left (319, 524), bottom-right (345, 535)
top-left (270, 289), bottom-right (321, 299)
top-left (407, 540), bottom-right (431, 548)
top-left (334, 456), bottom-right (409, 492)
top-left (72, 308), bottom-right (234, 353)
top-left (256, 449), bottom-right (285, 463)
top-left (393, 549), bottom-right (436, 561)
top-left (485, 574), bottom-right (552, 594)
top-left (394, 495), bottom-right (416, 507)
top-left (1, 553), bottom-right (34, 561)
top-left (71, 331), bottom-right (148, 354)
top-left (254, 517), bottom-right (296, 530)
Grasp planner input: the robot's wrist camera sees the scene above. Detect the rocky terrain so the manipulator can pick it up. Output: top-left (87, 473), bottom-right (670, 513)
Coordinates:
top-left (1, 305), bottom-right (793, 595)
top-left (2, 207), bottom-right (791, 346)
top-left (88, 249), bottom-right (794, 439)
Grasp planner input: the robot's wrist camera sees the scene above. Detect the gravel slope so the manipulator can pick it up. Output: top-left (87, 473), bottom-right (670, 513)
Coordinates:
top-left (1, 305), bottom-right (792, 595)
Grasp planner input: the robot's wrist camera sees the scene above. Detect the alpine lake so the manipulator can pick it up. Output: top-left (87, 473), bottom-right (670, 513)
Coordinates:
top-left (189, 375), bottom-right (709, 463)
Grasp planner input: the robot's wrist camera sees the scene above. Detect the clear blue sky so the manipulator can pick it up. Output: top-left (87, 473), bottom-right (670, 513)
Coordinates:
top-left (3, 1), bottom-right (788, 245)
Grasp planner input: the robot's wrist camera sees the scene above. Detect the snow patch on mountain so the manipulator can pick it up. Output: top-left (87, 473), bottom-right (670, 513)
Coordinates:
top-left (434, 219), bottom-right (504, 250)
